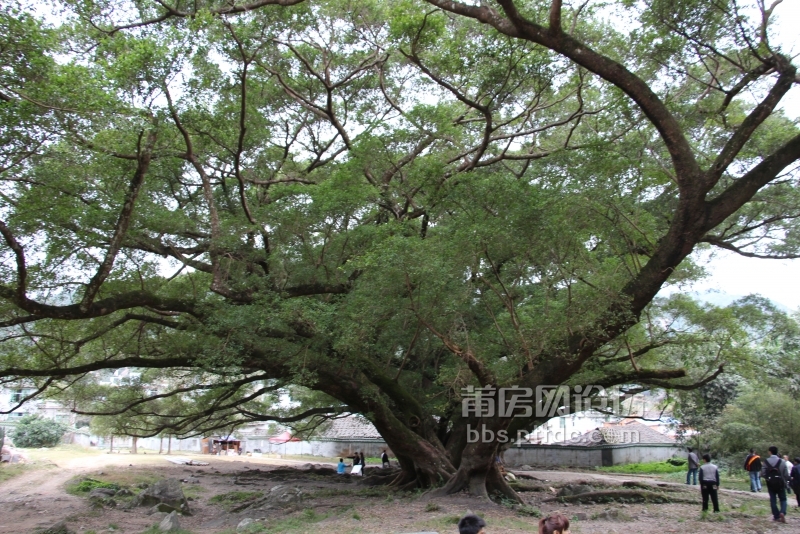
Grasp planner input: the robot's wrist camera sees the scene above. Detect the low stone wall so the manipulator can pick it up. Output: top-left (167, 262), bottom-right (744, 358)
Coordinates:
top-left (504, 443), bottom-right (683, 467)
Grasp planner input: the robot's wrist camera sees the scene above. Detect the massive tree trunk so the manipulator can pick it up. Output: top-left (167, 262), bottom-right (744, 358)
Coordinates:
top-left (430, 417), bottom-right (522, 502)
top-left (318, 371), bottom-right (456, 489)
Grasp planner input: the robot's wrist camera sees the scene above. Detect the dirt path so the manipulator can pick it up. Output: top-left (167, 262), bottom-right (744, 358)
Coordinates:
top-left (1, 453), bottom-right (797, 534)
top-left (0, 453), bottom-right (327, 534)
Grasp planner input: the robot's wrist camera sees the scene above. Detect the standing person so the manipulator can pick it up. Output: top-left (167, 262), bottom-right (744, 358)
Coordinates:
top-left (763, 446), bottom-right (789, 523)
top-left (699, 453), bottom-right (720, 513)
top-left (359, 452), bottom-right (366, 476)
top-left (337, 458), bottom-right (346, 475)
top-left (539, 513), bottom-right (571, 534)
top-left (744, 449), bottom-right (763, 492)
top-left (381, 449), bottom-right (390, 468)
top-left (790, 457), bottom-right (800, 507)
top-left (687, 447), bottom-right (699, 485)
top-left (783, 455), bottom-right (794, 495)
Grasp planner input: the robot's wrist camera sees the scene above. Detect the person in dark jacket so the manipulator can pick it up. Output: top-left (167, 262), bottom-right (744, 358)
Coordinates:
top-left (744, 449), bottom-right (763, 492)
top-left (359, 451), bottom-right (366, 476)
top-left (687, 447), bottom-right (699, 485)
top-left (762, 446), bottom-right (789, 523)
top-left (790, 457), bottom-right (800, 507)
top-left (381, 449), bottom-right (390, 468)
top-left (699, 453), bottom-right (720, 513)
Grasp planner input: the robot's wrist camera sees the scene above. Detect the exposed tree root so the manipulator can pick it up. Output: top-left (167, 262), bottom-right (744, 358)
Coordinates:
top-left (544, 489), bottom-right (696, 504)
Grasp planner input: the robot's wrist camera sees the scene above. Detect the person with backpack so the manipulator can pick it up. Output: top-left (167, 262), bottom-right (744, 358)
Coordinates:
top-left (699, 453), bottom-right (720, 513)
top-left (687, 447), bottom-right (699, 485)
top-left (744, 449), bottom-right (763, 492)
top-left (790, 457), bottom-right (800, 507)
top-left (762, 446), bottom-right (789, 523)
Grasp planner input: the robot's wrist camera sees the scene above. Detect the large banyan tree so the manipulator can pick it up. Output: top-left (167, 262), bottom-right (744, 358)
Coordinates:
top-left (1, 0), bottom-right (799, 499)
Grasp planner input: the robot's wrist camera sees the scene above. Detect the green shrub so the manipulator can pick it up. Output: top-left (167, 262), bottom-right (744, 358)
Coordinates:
top-left (11, 415), bottom-right (67, 448)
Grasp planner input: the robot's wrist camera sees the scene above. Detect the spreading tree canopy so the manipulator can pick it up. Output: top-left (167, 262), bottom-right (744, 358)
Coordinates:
top-left (1, 0), bottom-right (799, 499)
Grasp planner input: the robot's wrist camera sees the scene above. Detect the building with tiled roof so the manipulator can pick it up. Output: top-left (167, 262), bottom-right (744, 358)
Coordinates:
top-left (315, 415), bottom-right (383, 440)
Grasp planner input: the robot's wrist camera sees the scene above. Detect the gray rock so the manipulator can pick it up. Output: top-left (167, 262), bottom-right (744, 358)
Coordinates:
top-left (114, 488), bottom-right (134, 497)
top-left (148, 503), bottom-right (177, 515)
top-left (37, 521), bottom-right (74, 534)
top-left (159, 511), bottom-right (181, 532)
top-left (520, 464), bottom-right (534, 470)
top-left (88, 488), bottom-right (117, 498)
top-left (183, 476), bottom-right (201, 484)
top-left (237, 518), bottom-right (255, 532)
top-left (136, 478), bottom-right (190, 514)
top-left (574, 513), bottom-right (588, 520)
top-left (268, 485), bottom-right (303, 505)
top-left (88, 494), bottom-right (116, 508)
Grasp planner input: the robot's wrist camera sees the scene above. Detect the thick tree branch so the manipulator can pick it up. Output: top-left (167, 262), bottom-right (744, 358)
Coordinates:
top-left (704, 133), bottom-right (800, 230)
top-left (0, 356), bottom-right (194, 379)
top-left (80, 130), bottom-right (157, 312)
top-left (105, 0), bottom-right (306, 35)
top-left (705, 59), bottom-right (796, 187)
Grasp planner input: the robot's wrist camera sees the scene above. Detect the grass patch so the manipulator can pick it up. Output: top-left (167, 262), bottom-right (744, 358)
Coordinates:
top-left (718, 476), bottom-right (753, 492)
top-left (72, 478), bottom-right (121, 493)
top-left (181, 484), bottom-right (207, 499)
top-left (308, 487), bottom-right (389, 499)
top-left (415, 514), bottom-right (464, 532)
top-left (208, 490), bottom-right (263, 511)
top-left (229, 508), bottom-right (330, 533)
top-left (517, 504), bottom-right (542, 517)
top-left (598, 461), bottom-right (687, 474)
top-left (0, 463), bottom-right (32, 483)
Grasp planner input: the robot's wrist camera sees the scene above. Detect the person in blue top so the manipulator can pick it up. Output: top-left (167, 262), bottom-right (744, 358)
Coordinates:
top-left (337, 458), bottom-right (346, 475)
top-left (699, 453), bottom-right (720, 513)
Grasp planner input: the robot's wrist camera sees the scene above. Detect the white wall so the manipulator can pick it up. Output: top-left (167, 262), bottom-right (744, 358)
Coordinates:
top-left (243, 439), bottom-right (387, 458)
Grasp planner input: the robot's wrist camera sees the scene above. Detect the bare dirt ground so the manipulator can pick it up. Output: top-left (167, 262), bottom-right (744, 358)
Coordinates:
top-left (1, 450), bottom-right (798, 534)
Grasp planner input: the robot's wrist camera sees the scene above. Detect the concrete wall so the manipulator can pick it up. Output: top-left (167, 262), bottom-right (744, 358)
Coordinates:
top-left (242, 439), bottom-right (388, 458)
top-left (504, 443), bottom-right (682, 468)
top-left (505, 445), bottom-right (604, 468)
top-left (610, 444), bottom-right (683, 465)
top-left (94, 435), bottom-right (203, 452)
